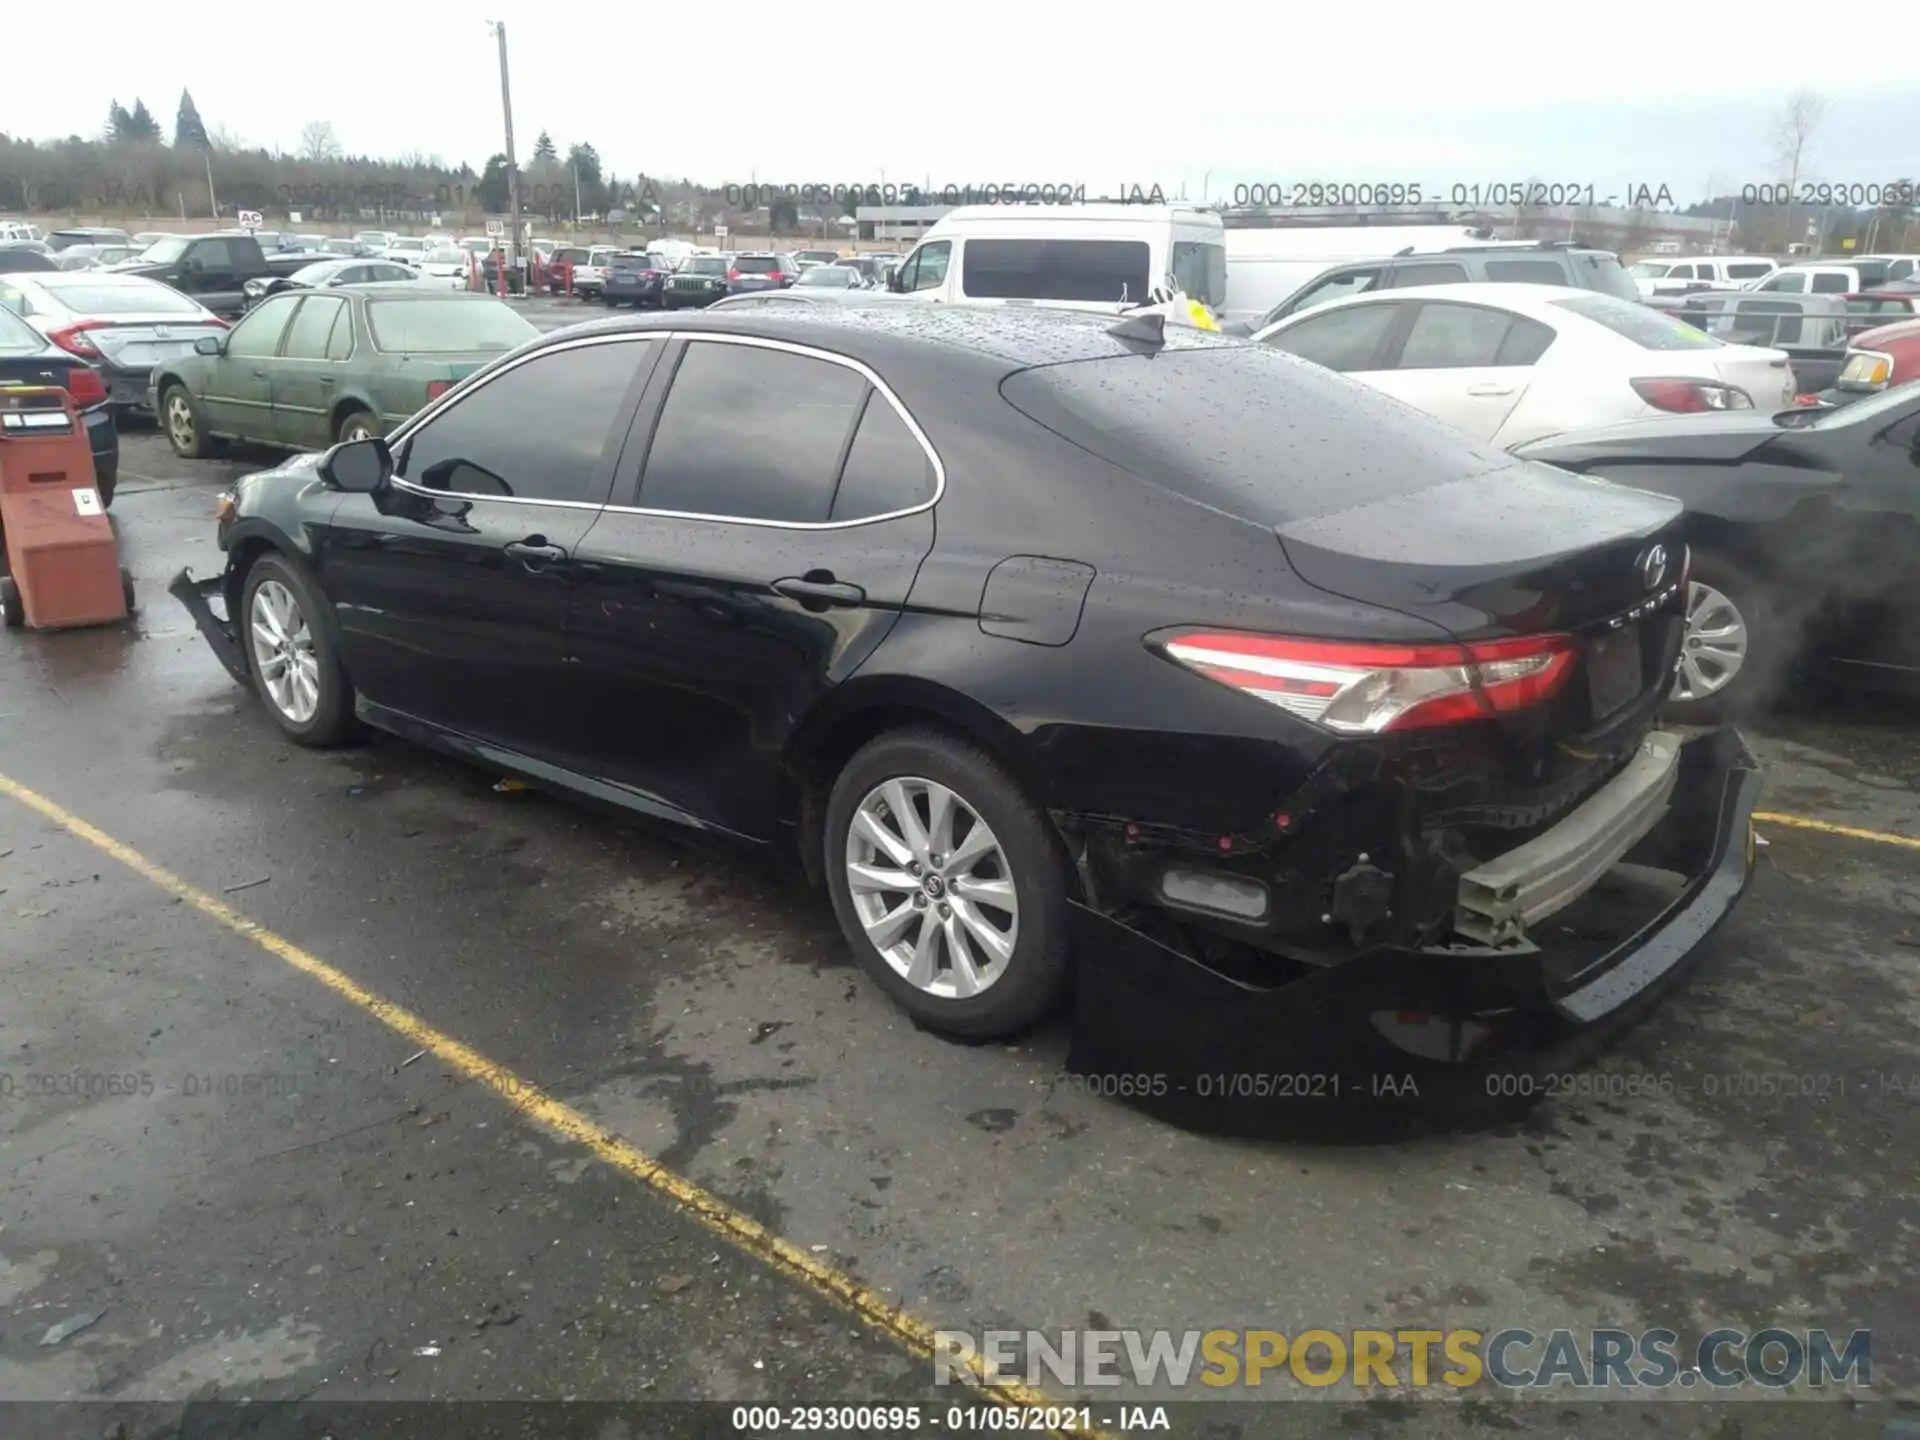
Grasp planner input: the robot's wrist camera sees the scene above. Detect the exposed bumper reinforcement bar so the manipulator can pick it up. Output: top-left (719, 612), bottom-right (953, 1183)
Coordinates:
top-left (1455, 728), bottom-right (1682, 946)
top-left (1067, 725), bottom-right (1762, 1138)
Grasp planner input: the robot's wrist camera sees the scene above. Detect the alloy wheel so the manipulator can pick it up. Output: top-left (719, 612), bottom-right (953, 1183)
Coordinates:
top-left (166, 392), bottom-right (195, 451)
top-left (844, 776), bottom-right (1019, 1000)
top-left (1676, 581), bottom-right (1749, 701)
top-left (248, 579), bottom-right (321, 724)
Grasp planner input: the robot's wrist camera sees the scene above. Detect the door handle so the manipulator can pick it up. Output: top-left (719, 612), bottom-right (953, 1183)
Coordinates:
top-left (1467, 382), bottom-right (1515, 397)
top-left (253, 368), bottom-right (269, 378)
top-left (505, 539), bottom-right (568, 569)
top-left (319, 376), bottom-right (335, 385)
top-left (773, 573), bottom-right (866, 609)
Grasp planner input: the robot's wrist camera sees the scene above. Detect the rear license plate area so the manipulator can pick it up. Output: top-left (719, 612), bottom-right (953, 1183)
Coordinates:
top-left (1586, 628), bottom-right (1644, 721)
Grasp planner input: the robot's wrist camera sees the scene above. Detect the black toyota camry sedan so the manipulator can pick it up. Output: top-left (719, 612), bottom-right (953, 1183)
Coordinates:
top-left (171, 307), bottom-right (1759, 1114)
top-left (1518, 380), bottom-right (1920, 723)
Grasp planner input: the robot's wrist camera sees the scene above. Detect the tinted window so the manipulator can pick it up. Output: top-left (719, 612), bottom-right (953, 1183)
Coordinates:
top-left (1484, 259), bottom-right (1568, 284)
top-left (685, 257), bottom-right (729, 276)
top-left (1171, 241), bottom-right (1227, 307)
top-left (1397, 304), bottom-right (1518, 368)
top-left (1000, 345), bottom-right (1522, 528)
top-left (1551, 292), bottom-right (1721, 350)
top-left (283, 296), bottom-right (346, 360)
top-left (367, 299), bottom-right (537, 353)
top-left (1726, 263), bottom-right (1773, 280)
top-left (1263, 303), bottom-right (1398, 372)
top-left (960, 239), bottom-right (1150, 303)
top-left (367, 263), bottom-right (415, 282)
top-left (831, 395), bottom-right (936, 521)
top-left (227, 296), bottom-right (301, 358)
top-left (326, 304), bottom-right (354, 360)
top-left (1495, 317), bottom-right (1556, 364)
top-left (1388, 262), bottom-right (1469, 287)
top-left (901, 241), bottom-right (950, 292)
top-left (733, 255), bottom-right (781, 274)
top-left (639, 342), bottom-right (867, 522)
top-left (1760, 272), bottom-right (1807, 293)
top-left (399, 340), bottom-right (655, 504)
top-left (1809, 272), bottom-right (1849, 294)
top-left (190, 238), bottom-right (235, 268)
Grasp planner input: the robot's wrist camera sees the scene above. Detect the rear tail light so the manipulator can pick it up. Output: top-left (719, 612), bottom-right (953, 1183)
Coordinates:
top-left (63, 365), bottom-right (107, 407)
top-left (46, 321), bottom-right (106, 357)
top-left (1155, 631), bottom-right (1576, 734)
top-left (425, 380), bottom-right (453, 401)
top-left (1631, 377), bottom-right (1753, 413)
top-left (727, 270), bottom-right (741, 280)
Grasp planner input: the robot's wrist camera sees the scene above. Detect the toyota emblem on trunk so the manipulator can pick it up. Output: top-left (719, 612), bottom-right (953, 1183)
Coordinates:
top-left (1638, 544), bottom-right (1669, 592)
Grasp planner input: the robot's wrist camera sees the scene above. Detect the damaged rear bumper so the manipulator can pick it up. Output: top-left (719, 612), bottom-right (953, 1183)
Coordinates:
top-left (1067, 725), bottom-right (1762, 1136)
top-left (168, 565), bottom-right (250, 685)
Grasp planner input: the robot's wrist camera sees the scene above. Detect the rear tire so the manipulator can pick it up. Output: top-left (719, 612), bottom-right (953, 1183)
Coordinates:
top-left (336, 409), bottom-right (381, 444)
top-left (1664, 548), bottom-right (1781, 725)
top-left (241, 553), bottom-right (360, 747)
top-left (1, 575), bottom-right (21, 628)
top-left (120, 566), bottom-right (135, 615)
top-left (824, 729), bottom-right (1071, 1039)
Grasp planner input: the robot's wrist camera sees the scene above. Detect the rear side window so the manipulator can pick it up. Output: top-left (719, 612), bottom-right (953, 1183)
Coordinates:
top-left (1396, 303), bottom-right (1523, 368)
top-left (282, 295), bottom-right (346, 360)
top-left (1485, 259), bottom-right (1568, 284)
top-left (1000, 345), bottom-right (1519, 528)
top-left (1387, 262), bottom-right (1469, 287)
top-left (1262, 303), bottom-right (1399, 372)
top-left (960, 239), bottom-right (1151, 303)
top-left (639, 341), bottom-right (869, 522)
top-left (1553, 292), bottom-right (1721, 350)
top-left (831, 395), bottom-right (937, 521)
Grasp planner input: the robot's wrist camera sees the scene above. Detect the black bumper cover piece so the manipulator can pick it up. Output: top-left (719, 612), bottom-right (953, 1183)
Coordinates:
top-left (168, 565), bottom-right (250, 685)
top-left (1067, 726), bottom-right (1763, 1138)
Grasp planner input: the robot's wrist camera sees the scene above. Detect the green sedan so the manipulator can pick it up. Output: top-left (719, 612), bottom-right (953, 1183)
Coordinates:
top-left (151, 287), bottom-right (539, 457)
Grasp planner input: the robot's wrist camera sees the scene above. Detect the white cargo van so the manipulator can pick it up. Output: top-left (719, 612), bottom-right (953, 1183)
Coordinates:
top-left (886, 205), bottom-right (1226, 313)
top-left (1219, 225), bottom-right (1506, 326)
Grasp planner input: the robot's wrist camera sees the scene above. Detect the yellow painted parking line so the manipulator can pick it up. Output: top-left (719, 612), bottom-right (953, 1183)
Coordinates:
top-left (0, 769), bottom-right (1103, 1438)
top-left (1754, 811), bottom-right (1920, 851)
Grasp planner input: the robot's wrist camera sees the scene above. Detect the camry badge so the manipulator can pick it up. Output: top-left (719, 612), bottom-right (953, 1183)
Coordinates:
top-left (1638, 544), bottom-right (1669, 592)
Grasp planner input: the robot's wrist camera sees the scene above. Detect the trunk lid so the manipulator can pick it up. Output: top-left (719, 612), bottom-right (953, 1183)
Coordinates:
top-left (80, 317), bottom-right (228, 372)
top-left (1706, 342), bottom-right (1796, 408)
top-left (1515, 411), bottom-right (1786, 467)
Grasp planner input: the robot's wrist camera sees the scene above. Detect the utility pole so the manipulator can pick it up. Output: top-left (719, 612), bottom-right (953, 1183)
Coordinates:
top-left (205, 152), bottom-right (218, 221)
top-left (491, 21), bottom-right (521, 285)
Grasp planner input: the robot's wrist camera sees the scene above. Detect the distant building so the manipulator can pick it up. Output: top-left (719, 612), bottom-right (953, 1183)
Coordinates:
top-left (853, 205), bottom-right (954, 242)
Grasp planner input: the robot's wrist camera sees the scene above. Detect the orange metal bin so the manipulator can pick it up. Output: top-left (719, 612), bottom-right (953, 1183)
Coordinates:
top-left (0, 385), bottom-right (132, 630)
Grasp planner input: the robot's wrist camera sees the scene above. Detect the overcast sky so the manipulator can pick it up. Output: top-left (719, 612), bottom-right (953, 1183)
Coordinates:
top-left (3, 10), bottom-right (1915, 204)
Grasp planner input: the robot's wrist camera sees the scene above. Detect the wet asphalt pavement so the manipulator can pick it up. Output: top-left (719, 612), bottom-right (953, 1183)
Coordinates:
top-left (2, 300), bottom-right (1916, 1438)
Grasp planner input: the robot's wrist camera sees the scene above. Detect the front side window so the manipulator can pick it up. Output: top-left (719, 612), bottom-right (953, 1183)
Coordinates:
top-left (1262, 302), bottom-right (1400, 372)
top-left (1760, 272), bottom-right (1807, 293)
top-left (904, 241), bottom-right (950, 293)
top-left (1284, 267), bottom-right (1382, 318)
top-left (1726, 263), bottom-right (1773, 280)
top-left (1170, 241), bottom-right (1227, 307)
top-left (227, 295), bottom-right (302, 358)
top-left (639, 342), bottom-right (869, 523)
top-left (398, 340), bottom-right (656, 504)
top-left (1809, 272), bottom-right (1850, 294)
top-left (282, 295), bottom-right (347, 360)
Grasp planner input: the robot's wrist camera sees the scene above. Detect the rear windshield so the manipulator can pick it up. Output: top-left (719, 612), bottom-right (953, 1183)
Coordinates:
top-left (684, 257), bottom-right (729, 275)
top-left (1000, 345), bottom-right (1519, 527)
top-left (962, 238), bottom-right (1151, 303)
top-left (733, 255), bottom-right (781, 274)
top-left (1580, 254), bottom-right (1642, 301)
top-left (41, 279), bottom-right (204, 314)
top-left (1553, 293), bottom-right (1721, 350)
top-left (366, 299), bottom-right (538, 353)
top-left (608, 254), bottom-right (652, 271)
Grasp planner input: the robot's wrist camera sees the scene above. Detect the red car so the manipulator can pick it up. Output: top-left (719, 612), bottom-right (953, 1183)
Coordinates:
top-left (1820, 313), bottom-right (1920, 406)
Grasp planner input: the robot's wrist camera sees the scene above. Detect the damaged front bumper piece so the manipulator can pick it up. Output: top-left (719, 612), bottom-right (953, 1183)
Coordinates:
top-left (1067, 726), bottom-right (1762, 1138)
top-left (168, 566), bottom-right (250, 685)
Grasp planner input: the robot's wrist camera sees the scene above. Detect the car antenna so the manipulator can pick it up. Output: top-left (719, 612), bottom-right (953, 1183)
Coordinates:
top-left (1394, 245), bottom-right (1416, 257)
top-left (1108, 312), bottom-right (1167, 348)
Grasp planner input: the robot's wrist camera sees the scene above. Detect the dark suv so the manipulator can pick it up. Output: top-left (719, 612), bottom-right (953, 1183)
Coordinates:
top-left (1229, 242), bottom-right (1641, 335)
top-left (602, 252), bottom-right (671, 308)
top-left (726, 253), bottom-right (799, 294)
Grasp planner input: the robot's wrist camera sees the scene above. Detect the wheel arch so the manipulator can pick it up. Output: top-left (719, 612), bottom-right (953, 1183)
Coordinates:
top-left (782, 676), bottom-right (1049, 888)
top-left (328, 394), bottom-right (375, 436)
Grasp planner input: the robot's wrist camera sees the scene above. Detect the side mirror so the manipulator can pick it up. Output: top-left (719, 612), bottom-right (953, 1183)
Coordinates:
top-left (184, 258), bottom-right (203, 274)
top-left (193, 335), bottom-right (224, 356)
top-left (885, 267), bottom-right (903, 293)
top-left (319, 436), bottom-right (392, 494)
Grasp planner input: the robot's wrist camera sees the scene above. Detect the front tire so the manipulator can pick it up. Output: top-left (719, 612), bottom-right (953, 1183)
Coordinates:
top-left (824, 730), bottom-right (1071, 1039)
top-left (1665, 549), bottom-right (1778, 724)
top-left (241, 553), bottom-right (359, 747)
top-left (162, 383), bottom-right (214, 459)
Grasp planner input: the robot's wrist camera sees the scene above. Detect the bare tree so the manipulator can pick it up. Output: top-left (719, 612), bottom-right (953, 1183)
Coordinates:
top-left (299, 120), bottom-right (343, 163)
top-left (206, 123), bottom-right (247, 152)
top-left (1773, 90), bottom-right (1824, 254)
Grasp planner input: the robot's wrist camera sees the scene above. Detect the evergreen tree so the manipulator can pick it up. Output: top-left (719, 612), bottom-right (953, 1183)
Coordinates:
top-left (175, 89), bottom-right (210, 149)
top-left (123, 99), bottom-right (163, 142)
top-left (532, 130), bottom-right (557, 162)
top-left (105, 100), bottom-right (133, 144)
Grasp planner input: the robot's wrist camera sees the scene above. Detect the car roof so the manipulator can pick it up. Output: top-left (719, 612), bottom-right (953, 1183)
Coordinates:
top-left (544, 303), bottom-right (1241, 372)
